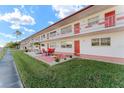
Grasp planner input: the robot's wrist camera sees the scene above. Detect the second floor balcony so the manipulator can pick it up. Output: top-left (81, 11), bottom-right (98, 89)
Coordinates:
top-left (39, 11), bottom-right (124, 42)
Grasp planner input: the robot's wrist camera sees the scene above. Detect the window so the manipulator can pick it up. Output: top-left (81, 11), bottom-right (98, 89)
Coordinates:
top-left (61, 25), bottom-right (72, 34)
top-left (61, 41), bottom-right (72, 48)
top-left (43, 34), bottom-right (45, 38)
top-left (88, 16), bottom-right (99, 26)
top-left (105, 11), bottom-right (115, 27)
top-left (50, 31), bottom-right (56, 37)
top-left (41, 44), bottom-right (45, 46)
top-left (91, 38), bottom-right (100, 46)
top-left (47, 33), bottom-right (49, 39)
top-left (66, 44), bottom-right (72, 48)
top-left (101, 37), bottom-right (111, 46)
top-left (61, 41), bottom-right (66, 48)
top-left (91, 37), bottom-right (111, 46)
top-left (35, 36), bottom-right (40, 42)
top-left (41, 34), bottom-right (45, 40)
top-left (50, 42), bottom-right (56, 48)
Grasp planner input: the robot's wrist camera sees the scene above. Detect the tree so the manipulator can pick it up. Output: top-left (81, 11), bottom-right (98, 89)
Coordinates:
top-left (14, 30), bottom-right (22, 41)
top-left (6, 42), bottom-right (20, 49)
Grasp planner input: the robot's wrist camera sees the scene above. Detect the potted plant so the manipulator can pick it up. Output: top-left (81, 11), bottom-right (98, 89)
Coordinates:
top-left (70, 55), bottom-right (73, 58)
top-left (64, 58), bottom-right (67, 60)
top-left (55, 57), bottom-right (60, 62)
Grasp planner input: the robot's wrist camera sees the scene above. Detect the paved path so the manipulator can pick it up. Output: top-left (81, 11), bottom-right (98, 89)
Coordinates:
top-left (0, 50), bottom-right (23, 88)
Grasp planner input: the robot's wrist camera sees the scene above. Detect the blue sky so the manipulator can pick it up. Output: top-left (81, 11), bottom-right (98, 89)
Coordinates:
top-left (0, 5), bottom-right (85, 47)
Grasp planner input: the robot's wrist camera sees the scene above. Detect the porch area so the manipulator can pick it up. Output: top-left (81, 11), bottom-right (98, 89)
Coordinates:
top-left (25, 48), bottom-right (75, 66)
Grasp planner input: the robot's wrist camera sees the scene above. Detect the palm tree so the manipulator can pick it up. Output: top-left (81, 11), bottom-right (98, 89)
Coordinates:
top-left (14, 30), bottom-right (22, 41)
top-left (13, 30), bottom-right (22, 49)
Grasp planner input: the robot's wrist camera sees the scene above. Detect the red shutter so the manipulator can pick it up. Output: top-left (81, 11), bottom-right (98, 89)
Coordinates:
top-left (105, 10), bottom-right (115, 27)
top-left (74, 23), bottom-right (80, 34)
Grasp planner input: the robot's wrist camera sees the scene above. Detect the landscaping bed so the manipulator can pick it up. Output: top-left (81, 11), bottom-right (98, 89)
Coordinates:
top-left (11, 50), bottom-right (124, 88)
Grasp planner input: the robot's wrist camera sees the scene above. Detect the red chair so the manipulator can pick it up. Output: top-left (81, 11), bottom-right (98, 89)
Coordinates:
top-left (48, 48), bottom-right (55, 55)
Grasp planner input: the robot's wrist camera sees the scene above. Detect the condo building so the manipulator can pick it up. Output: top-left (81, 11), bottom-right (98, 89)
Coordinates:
top-left (20, 5), bottom-right (124, 62)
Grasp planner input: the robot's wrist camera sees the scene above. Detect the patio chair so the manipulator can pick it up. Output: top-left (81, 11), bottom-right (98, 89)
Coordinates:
top-left (48, 48), bottom-right (55, 56)
top-left (42, 48), bottom-right (48, 56)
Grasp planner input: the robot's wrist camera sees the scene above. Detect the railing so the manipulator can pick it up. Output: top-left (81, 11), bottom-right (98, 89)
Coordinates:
top-left (39, 12), bottom-right (124, 42)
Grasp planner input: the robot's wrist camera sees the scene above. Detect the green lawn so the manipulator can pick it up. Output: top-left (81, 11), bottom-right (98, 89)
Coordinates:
top-left (0, 48), bottom-right (6, 60)
top-left (11, 50), bottom-right (124, 88)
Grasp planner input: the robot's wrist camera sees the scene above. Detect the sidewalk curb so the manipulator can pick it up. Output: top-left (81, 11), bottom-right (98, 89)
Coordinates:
top-left (9, 50), bottom-right (24, 88)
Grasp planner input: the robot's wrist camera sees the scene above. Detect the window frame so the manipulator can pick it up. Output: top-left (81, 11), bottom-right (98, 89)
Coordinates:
top-left (41, 34), bottom-right (45, 40)
top-left (61, 25), bottom-right (72, 35)
top-left (91, 37), bottom-right (111, 46)
top-left (88, 16), bottom-right (99, 26)
top-left (105, 10), bottom-right (115, 27)
top-left (91, 38), bottom-right (100, 46)
top-left (101, 37), bottom-right (111, 46)
top-left (61, 41), bottom-right (72, 48)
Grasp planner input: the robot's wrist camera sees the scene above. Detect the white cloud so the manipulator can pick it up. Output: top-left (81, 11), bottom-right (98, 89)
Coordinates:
top-left (52, 5), bottom-right (86, 19)
top-left (0, 32), bottom-right (16, 39)
top-left (0, 39), bottom-right (6, 47)
top-left (0, 44), bottom-right (4, 47)
top-left (0, 8), bottom-right (36, 30)
top-left (10, 24), bottom-right (21, 29)
top-left (23, 27), bottom-right (35, 33)
top-left (48, 21), bottom-right (54, 25)
top-left (0, 43), bottom-right (5, 47)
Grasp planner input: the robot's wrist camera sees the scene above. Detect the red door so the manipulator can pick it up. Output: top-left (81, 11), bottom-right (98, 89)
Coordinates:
top-left (105, 10), bottom-right (115, 27)
top-left (74, 40), bottom-right (80, 56)
top-left (74, 23), bottom-right (80, 34)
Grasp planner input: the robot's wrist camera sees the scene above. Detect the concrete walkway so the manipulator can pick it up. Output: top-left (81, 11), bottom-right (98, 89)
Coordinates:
top-left (0, 50), bottom-right (23, 88)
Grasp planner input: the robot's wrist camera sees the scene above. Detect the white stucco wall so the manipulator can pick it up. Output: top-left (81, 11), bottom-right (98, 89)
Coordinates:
top-left (79, 31), bottom-right (124, 58)
top-left (48, 30), bottom-right (124, 58)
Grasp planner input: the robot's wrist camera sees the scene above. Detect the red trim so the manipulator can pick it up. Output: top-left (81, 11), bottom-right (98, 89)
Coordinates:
top-left (55, 52), bottom-right (73, 55)
top-left (53, 51), bottom-right (124, 64)
top-left (54, 52), bottom-right (124, 64)
top-left (45, 5), bottom-right (93, 30)
top-left (117, 16), bottom-right (124, 20)
top-left (80, 54), bottom-right (124, 63)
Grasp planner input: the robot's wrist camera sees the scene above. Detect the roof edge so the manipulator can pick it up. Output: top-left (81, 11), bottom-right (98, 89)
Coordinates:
top-left (21, 5), bottom-right (94, 42)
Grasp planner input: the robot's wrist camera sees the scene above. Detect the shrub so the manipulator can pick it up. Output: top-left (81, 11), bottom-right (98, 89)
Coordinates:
top-left (64, 58), bottom-right (67, 60)
top-left (25, 49), bottom-right (28, 52)
top-left (55, 57), bottom-right (60, 62)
